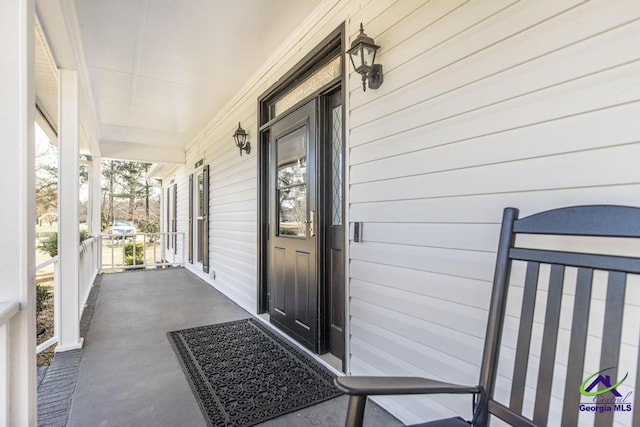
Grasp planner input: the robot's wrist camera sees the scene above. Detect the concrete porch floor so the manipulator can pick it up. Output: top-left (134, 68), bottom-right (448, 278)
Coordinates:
top-left (48, 268), bottom-right (401, 427)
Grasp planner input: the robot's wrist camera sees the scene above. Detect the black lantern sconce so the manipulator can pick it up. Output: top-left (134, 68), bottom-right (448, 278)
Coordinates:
top-left (347, 23), bottom-right (383, 92)
top-left (233, 122), bottom-right (251, 156)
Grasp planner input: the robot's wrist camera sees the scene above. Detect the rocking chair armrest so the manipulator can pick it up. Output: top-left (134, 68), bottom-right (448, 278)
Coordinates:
top-left (335, 376), bottom-right (480, 396)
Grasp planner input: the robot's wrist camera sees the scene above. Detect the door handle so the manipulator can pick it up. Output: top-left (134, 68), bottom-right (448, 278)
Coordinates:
top-left (309, 210), bottom-right (316, 237)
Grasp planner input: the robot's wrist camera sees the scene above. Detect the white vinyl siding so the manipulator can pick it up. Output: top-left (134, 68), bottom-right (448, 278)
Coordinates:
top-left (161, 0), bottom-right (640, 424)
top-left (346, 1), bottom-right (640, 425)
top-left (181, 101), bottom-right (258, 311)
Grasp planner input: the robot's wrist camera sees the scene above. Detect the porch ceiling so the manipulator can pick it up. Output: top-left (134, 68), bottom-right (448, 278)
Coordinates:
top-left (35, 0), bottom-right (322, 163)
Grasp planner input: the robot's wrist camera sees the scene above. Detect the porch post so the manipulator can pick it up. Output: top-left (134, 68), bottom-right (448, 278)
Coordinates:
top-left (90, 156), bottom-right (102, 237)
top-left (57, 69), bottom-right (82, 351)
top-left (161, 186), bottom-right (166, 263)
top-left (0, 0), bottom-right (36, 425)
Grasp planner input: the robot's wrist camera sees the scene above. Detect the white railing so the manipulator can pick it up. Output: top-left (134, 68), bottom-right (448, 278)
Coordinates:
top-left (99, 232), bottom-right (185, 272)
top-left (1, 301), bottom-right (20, 420)
top-left (35, 237), bottom-right (101, 355)
top-left (78, 237), bottom-right (98, 318)
top-left (33, 233), bottom-right (180, 356)
top-left (35, 256), bottom-right (59, 354)
top-left (0, 302), bottom-right (20, 326)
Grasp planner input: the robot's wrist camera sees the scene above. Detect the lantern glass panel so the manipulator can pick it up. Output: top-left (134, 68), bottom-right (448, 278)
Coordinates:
top-left (348, 48), bottom-right (359, 72)
top-left (349, 45), bottom-right (367, 74)
top-left (363, 44), bottom-right (377, 68)
top-left (235, 132), bottom-right (247, 147)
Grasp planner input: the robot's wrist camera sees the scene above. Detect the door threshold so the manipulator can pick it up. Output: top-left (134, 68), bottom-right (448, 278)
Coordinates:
top-left (253, 313), bottom-right (344, 374)
top-left (318, 352), bottom-right (342, 372)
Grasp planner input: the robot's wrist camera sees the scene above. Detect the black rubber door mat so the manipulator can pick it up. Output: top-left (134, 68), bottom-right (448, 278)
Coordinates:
top-left (168, 318), bottom-right (341, 426)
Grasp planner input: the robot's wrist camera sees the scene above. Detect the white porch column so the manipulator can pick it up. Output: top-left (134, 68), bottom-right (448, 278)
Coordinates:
top-left (90, 156), bottom-right (102, 237)
top-left (0, 0), bottom-right (36, 425)
top-left (57, 69), bottom-right (82, 351)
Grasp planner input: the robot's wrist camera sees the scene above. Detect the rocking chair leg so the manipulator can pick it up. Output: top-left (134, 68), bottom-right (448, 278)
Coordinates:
top-left (345, 395), bottom-right (367, 427)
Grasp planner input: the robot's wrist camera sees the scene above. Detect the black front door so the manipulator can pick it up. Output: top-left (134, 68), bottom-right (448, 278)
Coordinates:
top-left (258, 27), bottom-right (346, 363)
top-left (268, 100), bottom-right (318, 349)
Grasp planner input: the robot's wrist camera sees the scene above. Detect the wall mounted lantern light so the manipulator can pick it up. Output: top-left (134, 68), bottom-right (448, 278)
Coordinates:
top-left (347, 23), bottom-right (383, 92)
top-left (233, 122), bottom-right (251, 156)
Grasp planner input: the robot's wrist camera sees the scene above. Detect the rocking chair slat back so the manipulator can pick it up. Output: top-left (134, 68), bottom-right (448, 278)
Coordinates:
top-left (560, 267), bottom-right (593, 426)
top-left (480, 205), bottom-right (640, 427)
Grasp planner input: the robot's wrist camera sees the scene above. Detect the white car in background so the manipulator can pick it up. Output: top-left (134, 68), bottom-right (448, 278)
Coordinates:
top-left (111, 220), bottom-right (137, 236)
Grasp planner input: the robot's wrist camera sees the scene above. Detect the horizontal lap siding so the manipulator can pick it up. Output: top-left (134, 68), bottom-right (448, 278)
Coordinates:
top-left (347, 0), bottom-right (640, 425)
top-left (179, 103), bottom-right (258, 312)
